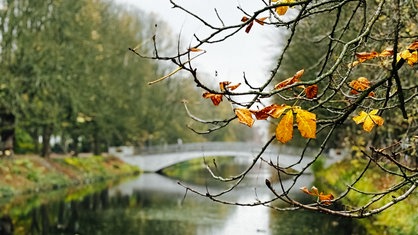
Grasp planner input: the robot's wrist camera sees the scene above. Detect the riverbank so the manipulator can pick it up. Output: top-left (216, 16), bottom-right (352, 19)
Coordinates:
top-left (315, 158), bottom-right (418, 235)
top-left (0, 154), bottom-right (140, 198)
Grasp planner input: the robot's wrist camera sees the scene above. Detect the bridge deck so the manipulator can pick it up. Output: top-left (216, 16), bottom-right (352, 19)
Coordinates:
top-left (114, 142), bottom-right (316, 173)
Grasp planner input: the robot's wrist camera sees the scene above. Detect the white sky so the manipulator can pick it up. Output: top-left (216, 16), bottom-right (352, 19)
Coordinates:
top-left (114, 0), bottom-right (285, 87)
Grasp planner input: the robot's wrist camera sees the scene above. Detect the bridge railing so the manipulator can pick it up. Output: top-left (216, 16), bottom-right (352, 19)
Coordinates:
top-left (111, 142), bottom-right (315, 157)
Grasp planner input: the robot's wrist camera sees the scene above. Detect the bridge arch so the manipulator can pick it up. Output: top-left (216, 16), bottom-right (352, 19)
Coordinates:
top-left (115, 142), bottom-right (315, 173)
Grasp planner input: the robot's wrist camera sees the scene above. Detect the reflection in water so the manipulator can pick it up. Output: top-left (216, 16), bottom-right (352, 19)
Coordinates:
top-left (1, 158), bottom-right (366, 235)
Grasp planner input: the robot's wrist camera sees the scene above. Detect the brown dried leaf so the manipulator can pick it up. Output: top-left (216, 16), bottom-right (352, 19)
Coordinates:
top-left (305, 84), bottom-right (318, 99)
top-left (245, 21), bottom-right (254, 33)
top-left (241, 16), bottom-right (250, 22)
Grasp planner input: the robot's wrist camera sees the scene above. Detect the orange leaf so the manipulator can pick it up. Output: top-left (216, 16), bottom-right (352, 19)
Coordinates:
top-left (318, 193), bottom-right (334, 205)
top-left (275, 110), bottom-right (294, 143)
top-left (251, 104), bottom-right (287, 120)
top-left (266, 104), bottom-right (291, 118)
top-left (226, 83), bottom-right (241, 91)
top-left (407, 41), bottom-right (418, 50)
top-left (352, 109), bottom-right (384, 132)
top-left (235, 108), bottom-right (254, 127)
top-left (305, 84), bottom-right (318, 99)
top-left (188, 47), bottom-right (203, 52)
top-left (379, 48), bottom-right (393, 57)
top-left (349, 77), bottom-right (374, 96)
top-left (294, 107), bottom-right (316, 139)
top-left (255, 17), bottom-right (268, 25)
top-left (202, 92), bottom-right (223, 106)
top-left (219, 81), bottom-right (231, 92)
top-left (355, 51), bottom-right (379, 63)
top-left (274, 69), bottom-right (304, 89)
top-left (300, 186), bottom-right (334, 205)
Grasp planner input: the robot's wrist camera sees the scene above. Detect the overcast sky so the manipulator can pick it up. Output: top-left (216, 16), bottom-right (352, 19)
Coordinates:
top-left (114, 0), bottom-right (284, 86)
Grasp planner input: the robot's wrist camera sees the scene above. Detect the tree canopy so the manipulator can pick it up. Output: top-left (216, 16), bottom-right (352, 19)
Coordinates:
top-left (0, 0), bottom-right (250, 157)
top-left (131, 0), bottom-right (418, 218)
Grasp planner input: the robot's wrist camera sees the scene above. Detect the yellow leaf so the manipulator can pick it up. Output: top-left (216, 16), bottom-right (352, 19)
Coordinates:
top-left (406, 51), bottom-right (418, 66)
top-left (235, 108), bottom-right (255, 127)
top-left (294, 107), bottom-right (316, 139)
top-left (276, 6), bottom-right (289, 15)
top-left (276, 110), bottom-right (294, 143)
top-left (352, 109), bottom-right (384, 132)
top-left (273, 0), bottom-right (295, 16)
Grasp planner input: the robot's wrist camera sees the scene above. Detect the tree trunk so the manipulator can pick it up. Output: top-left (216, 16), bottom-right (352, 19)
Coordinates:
top-left (0, 110), bottom-right (15, 157)
top-left (92, 121), bottom-right (100, 156)
top-left (71, 134), bottom-right (79, 157)
top-left (40, 124), bottom-right (53, 158)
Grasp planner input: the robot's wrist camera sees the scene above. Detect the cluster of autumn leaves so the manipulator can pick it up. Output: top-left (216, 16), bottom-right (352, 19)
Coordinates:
top-left (202, 41), bottom-right (418, 145)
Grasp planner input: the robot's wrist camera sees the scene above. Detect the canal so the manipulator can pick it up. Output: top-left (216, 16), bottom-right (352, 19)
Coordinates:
top-left (1, 156), bottom-right (366, 234)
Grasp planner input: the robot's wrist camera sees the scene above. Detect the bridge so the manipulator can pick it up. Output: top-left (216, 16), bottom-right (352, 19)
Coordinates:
top-left (111, 142), bottom-right (317, 173)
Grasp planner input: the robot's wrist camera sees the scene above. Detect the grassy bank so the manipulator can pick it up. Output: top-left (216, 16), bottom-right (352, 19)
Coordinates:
top-left (0, 154), bottom-right (140, 198)
top-left (315, 158), bottom-right (418, 235)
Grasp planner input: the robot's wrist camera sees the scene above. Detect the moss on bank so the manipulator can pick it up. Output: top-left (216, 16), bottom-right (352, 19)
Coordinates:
top-left (0, 155), bottom-right (140, 198)
top-left (315, 158), bottom-right (418, 235)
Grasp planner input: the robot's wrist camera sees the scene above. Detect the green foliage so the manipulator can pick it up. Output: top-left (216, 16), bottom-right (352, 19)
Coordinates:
top-left (14, 128), bottom-right (35, 154)
top-left (316, 159), bottom-right (418, 235)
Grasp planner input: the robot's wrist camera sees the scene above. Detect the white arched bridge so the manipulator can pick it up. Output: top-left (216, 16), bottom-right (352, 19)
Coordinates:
top-left (111, 142), bottom-right (317, 173)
